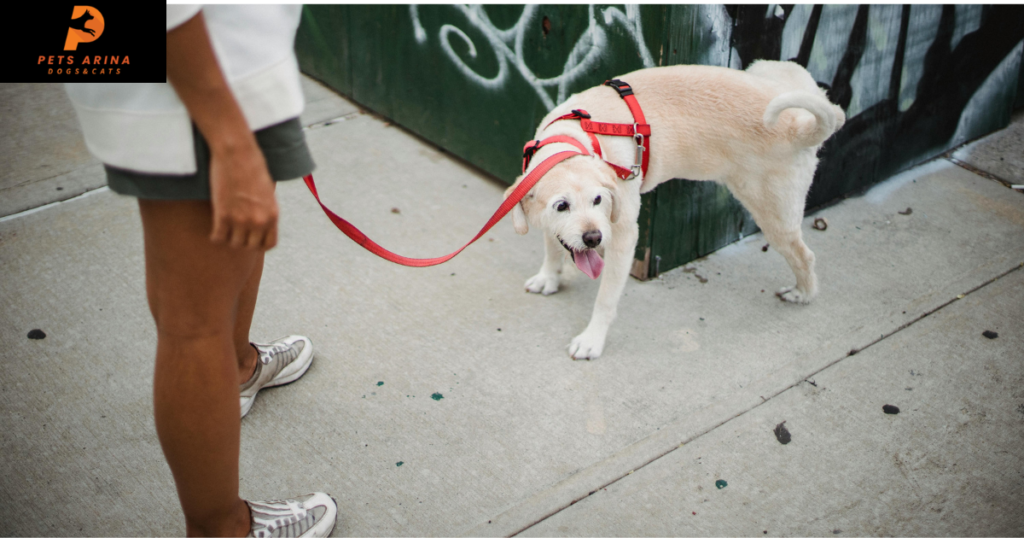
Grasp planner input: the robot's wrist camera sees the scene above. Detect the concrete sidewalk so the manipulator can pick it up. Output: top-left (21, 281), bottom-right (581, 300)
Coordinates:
top-left (1, 78), bottom-right (1022, 536)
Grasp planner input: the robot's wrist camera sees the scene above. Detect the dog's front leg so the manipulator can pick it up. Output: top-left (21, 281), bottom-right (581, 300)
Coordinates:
top-left (525, 232), bottom-right (565, 295)
top-left (568, 222), bottom-right (638, 360)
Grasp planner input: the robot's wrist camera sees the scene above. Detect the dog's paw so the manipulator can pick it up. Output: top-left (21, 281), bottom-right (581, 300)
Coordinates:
top-left (568, 330), bottom-right (606, 360)
top-left (775, 286), bottom-right (811, 304)
top-left (525, 273), bottom-right (560, 295)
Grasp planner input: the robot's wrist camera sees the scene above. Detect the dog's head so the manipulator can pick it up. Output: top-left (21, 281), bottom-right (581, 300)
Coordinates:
top-left (504, 156), bottom-right (621, 279)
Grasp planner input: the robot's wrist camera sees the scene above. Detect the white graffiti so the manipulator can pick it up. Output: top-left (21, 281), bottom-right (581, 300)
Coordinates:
top-left (409, 5), bottom-right (656, 111)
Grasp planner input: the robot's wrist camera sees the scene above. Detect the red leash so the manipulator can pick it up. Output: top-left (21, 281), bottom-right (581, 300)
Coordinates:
top-left (304, 78), bottom-right (650, 268)
top-left (303, 149), bottom-right (581, 267)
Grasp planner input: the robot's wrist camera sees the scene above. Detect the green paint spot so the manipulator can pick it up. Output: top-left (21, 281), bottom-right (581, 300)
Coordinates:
top-left (715, 479), bottom-right (727, 489)
top-left (396, 461), bottom-right (403, 467)
top-left (431, 392), bottom-right (444, 401)
top-left (377, 381), bottom-right (384, 386)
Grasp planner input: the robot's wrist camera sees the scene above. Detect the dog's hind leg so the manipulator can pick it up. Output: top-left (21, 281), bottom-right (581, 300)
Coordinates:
top-left (765, 223), bottom-right (817, 304)
top-left (525, 232), bottom-right (565, 295)
top-left (730, 168), bottom-right (818, 304)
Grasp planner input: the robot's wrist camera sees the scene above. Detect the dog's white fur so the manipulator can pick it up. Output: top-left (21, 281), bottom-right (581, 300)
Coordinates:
top-left (505, 61), bottom-right (846, 360)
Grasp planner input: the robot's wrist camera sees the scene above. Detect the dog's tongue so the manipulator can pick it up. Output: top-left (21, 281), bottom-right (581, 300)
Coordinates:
top-left (574, 249), bottom-right (605, 279)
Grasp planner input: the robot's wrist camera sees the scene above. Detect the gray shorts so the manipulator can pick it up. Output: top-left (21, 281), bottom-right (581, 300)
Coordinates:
top-left (104, 118), bottom-right (315, 200)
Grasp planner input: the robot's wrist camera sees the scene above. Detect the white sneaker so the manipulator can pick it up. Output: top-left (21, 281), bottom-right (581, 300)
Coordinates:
top-left (246, 492), bottom-right (337, 538)
top-left (240, 335), bottom-right (314, 418)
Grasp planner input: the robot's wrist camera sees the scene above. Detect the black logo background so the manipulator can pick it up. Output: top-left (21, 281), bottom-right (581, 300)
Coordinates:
top-left (3, 2), bottom-right (164, 82)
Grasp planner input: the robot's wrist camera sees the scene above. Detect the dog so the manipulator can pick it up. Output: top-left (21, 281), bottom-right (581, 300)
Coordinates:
top-left (505, 60), bottom-right (846, 360)
top-left (69, 9), bottom-right (97, 36)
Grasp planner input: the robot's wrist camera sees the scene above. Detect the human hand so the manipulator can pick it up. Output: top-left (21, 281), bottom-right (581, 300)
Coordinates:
top-left (166, 11), bottom-right (280, 251)
top-left (208, 142), bottom-right (279, 251)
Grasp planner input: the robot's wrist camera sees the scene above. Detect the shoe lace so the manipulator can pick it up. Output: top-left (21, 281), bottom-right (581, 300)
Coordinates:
top-left (250, 499), bottom-right (308, 537)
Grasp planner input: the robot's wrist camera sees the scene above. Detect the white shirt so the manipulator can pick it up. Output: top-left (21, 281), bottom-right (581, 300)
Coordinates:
top-left (65, 5), bottom-right (305, 174)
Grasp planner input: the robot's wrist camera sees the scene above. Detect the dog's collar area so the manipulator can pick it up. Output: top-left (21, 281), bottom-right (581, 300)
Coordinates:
top-left (526, 78), bottom-right (650, 181)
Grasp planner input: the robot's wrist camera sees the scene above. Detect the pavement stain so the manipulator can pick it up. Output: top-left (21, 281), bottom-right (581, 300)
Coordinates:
top-left (431, 392), bottom-right (444, 401)
top-left (773, 421), bottom-right (791, 445)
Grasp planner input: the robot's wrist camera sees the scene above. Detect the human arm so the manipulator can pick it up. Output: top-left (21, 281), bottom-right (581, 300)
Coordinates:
top-left (166, 10), bottom-right (278, 250)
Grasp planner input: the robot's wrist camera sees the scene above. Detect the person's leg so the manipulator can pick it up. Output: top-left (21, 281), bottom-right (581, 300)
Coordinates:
top-left (234, 253), bottom-right (263, 385)
top-left (233, 182), bottom-right (275, 386)
top-left (140, 198), bottom-right (259, 537)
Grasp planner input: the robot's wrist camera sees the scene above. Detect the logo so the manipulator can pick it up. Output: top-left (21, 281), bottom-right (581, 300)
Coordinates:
top-left (64, 6), bottom-right (105, 50)
top-left (4, 2), bottom-right (163, 82)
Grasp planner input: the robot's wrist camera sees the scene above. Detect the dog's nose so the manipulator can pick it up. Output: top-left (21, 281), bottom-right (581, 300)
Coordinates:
top-left (582, 230), bottom-right (602, 248)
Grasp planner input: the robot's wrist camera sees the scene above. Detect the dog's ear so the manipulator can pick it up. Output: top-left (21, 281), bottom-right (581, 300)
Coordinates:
top-left (504, 180), bottom-right (530, 235)
top-left (608, 188), bottom-right (622, 224)
top-left (511, 202), bottom-right (529, 235)
top-left (597, 174), bottom-right (622, 224)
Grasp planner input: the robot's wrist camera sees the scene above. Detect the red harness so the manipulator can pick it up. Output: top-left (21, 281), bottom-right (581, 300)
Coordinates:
top-left (304, 79), bottom-right (650, 267)
top-left (524, 79), bottom-right (650, 181)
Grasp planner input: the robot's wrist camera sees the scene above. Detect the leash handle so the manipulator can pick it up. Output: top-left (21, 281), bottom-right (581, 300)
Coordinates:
top-left (304, 150), bottom-right (582, 267)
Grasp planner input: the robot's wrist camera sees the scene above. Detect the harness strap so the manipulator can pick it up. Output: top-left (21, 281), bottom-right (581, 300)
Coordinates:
top-left (541, 109), bottom-right (605, 161)
top-left (579, 119), bottom-right (651, 137)
top-left (604, 79), bottom-right (648, 125)
top-left (522, 135), bottom-right (590, 173)
top-left (540, 79), bottom-right (651, 180)
top-left (304, 149), bottom-right (584, 267)
top-left (604, 79), bottom-right (650, 178)
top-left (521, 133), bottom-right (632, 180)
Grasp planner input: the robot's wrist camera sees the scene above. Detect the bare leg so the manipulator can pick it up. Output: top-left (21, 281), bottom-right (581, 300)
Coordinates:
top-left (234, 183), bottom-right (277, 385)
top-left (234, 253), bottom-right (263, 384)
top-left (141, 199), bottom-right (257, 537)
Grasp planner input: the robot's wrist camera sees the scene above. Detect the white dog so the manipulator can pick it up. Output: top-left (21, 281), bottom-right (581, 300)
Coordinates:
top-left (506, 61), bottom-right (846, 360)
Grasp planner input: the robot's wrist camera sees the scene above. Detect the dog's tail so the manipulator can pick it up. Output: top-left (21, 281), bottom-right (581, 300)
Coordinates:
top-left (763, 91), bottom-right (845, 148)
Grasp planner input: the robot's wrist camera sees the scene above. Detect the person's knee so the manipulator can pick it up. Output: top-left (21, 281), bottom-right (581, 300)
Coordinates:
top-left (153, 304), bottom-right (234, 339)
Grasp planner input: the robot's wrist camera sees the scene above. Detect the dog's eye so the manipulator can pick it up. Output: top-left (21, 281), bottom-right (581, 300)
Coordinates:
top-left (594, 195), bottom-right (601, 206)
top-left (555, 201), bottom-right (569, 212)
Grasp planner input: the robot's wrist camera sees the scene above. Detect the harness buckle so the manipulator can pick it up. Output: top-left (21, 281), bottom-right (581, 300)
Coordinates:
top-left (628, 126), bottom-right (645, 180)
top-left (630, 144), bottom-right (644, 179)
top-left (522, 140), bottom-right (541, 171)
top-left (604, 79), bottom-right (634, 98)
top-left (571, 109), bottom-right (591, 119)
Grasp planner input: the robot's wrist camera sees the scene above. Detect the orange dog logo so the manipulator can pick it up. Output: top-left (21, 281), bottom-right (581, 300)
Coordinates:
top-left (64, 6), bottom-right (105, 51)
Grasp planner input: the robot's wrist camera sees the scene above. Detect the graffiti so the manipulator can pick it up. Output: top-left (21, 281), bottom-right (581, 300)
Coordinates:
top-left (727, 4), bottom-right (1024, 208)
top-left (409, 5), bottom-right (655, 111)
